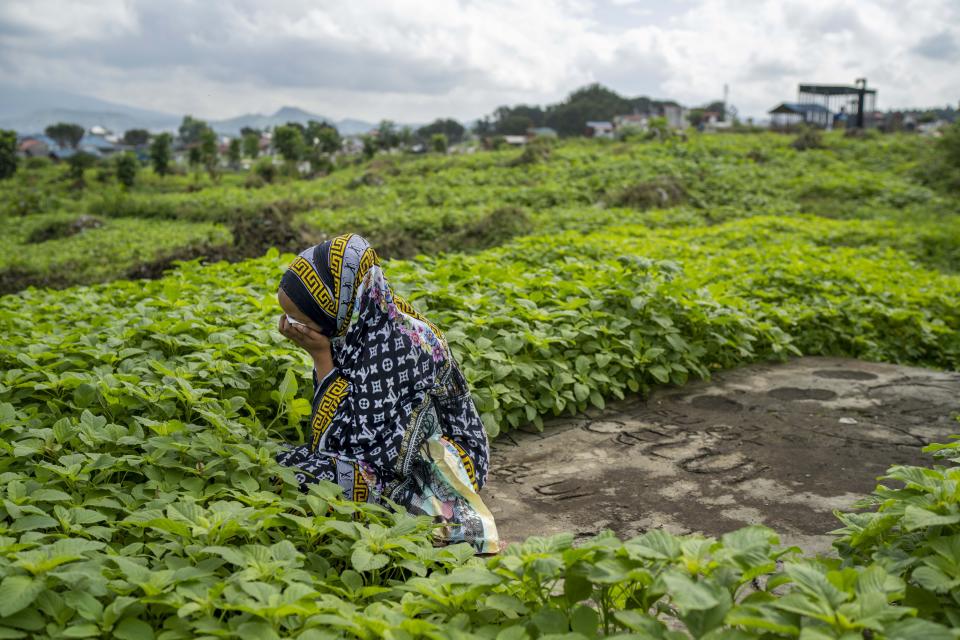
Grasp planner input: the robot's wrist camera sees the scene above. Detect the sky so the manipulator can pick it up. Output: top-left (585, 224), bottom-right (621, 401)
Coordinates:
top-left (1, 0), bottom-right (958, 123)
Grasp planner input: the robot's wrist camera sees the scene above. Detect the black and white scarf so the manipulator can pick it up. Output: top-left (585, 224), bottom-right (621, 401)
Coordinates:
top-left (278, 234), bottom-right (490, 492)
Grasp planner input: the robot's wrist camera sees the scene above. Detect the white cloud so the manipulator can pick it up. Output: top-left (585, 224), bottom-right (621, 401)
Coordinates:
top-left (0, 0), bottom-right (957, 122)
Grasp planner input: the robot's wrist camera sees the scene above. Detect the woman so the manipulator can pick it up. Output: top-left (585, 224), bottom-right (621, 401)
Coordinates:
top-left (274, 233), bottom-right (499, 554)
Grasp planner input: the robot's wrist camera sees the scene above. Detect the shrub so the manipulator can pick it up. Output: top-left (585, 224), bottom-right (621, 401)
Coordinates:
top-left (508, 136), bottom-right (553, 166)
top-left (2, 185), bottom-right (47, 217)
top-left (94, 164), bottom-right (113, 184)
top-left (253, 157), bottom-right (278, 184)
top-left (243, 172), bottom-right (266, 189)
top-left (791, 126), bottom-right (824, 151)
top-left (0, 129), bottom-right (19, 179)
top-left (608, 176), bottom-right (686, 209)
top-left (937, 120), bottom-right (960, 169)
top-left (23, 155), bottom-right (51, 171)
top-left (25, 214), bottom-right (104, 243)
top-left (115, 152), bottom-right (139, 188)
top-left (150, 132), bottom-right (172, 176)
top-left (65, 151), bottom-right (97, 183)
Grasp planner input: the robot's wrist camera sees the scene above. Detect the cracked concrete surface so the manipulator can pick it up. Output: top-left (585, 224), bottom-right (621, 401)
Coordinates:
top-left (484, 357), bottom-right (960, 555)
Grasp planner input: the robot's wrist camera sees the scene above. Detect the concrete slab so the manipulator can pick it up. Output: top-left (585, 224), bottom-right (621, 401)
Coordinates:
top-left (483, 357), bottom-right (960, 555)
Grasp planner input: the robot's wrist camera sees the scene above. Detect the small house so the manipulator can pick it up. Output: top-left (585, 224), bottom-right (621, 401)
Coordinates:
top-left (768, 103), bottom-right (833, 129)
top-left (585, 121), bottom-right (614, 138)
top-left (77, 134), bottom-right (119, 157)
top-left (528, 127), bottom-right (558, 139)
top-left (613, 114), bottom-right (648, 129)
top-left (17, 136), bottom-right (51, 158)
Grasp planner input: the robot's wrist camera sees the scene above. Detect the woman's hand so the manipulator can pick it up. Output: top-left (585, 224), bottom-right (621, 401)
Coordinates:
top-left (278, 314), bottom-right (331, 359)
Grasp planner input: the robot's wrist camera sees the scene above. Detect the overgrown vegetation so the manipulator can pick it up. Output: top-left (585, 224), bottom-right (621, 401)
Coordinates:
top-left (1, 229), bottom-right (959, 635)
top-left (2, 125), bottom-right (960, 635)
top-left (2, 131), bottom-right (958, 293)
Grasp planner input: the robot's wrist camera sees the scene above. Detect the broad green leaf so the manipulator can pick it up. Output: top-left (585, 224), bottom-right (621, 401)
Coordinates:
top-left (0, 577), bottom-right (44, 617)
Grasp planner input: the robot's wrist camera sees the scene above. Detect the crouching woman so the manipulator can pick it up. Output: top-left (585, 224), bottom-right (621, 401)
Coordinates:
top-left (274, 233), bottom-right (499, 554)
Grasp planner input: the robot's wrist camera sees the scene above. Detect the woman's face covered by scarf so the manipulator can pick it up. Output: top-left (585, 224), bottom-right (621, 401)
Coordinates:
top-left (276, 234), bottom-right (490, 488)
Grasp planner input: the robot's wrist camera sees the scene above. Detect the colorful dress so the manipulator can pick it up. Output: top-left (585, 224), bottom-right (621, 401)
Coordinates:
top-left (275, 234), bottom-right (499, 554)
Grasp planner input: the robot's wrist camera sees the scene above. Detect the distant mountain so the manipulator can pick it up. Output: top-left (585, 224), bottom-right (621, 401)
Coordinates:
top-left (0, 86), bottom-right (182, 134)
top-left (0, 86), bottom-right (176, 121)
top-left (0, 85), bottom-right (382, 137)
top-left (0, 108), bottom-right (183, 137)
top-left (210, 106), bottom-right (376, 136)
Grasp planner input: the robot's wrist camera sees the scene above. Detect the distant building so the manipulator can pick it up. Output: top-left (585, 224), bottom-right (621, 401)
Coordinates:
top-left (658, 102), bottom-right (687, 129)
top-left (769, 80), bottom-right (878, 130)
top-left (528, 127), bottom-right (558, 139)
top-left (17, 136), bottom-right (51, 158)
top-left (614, 102), bottom-right (689, 130)
top-left (76, 134), bottom-right (120, 157)
top-left (502, 135), bottom-right (527, 146)
top-left (613, 113), bottom-right (648, 129)
top-left (611, 102), bottom-right (689, 134)
top-left (585, 121), bottom-right (614, 138)
top-left (768, 103), bottom-right (833, 128)
top-left (14, 130), bottom-right (130, 160)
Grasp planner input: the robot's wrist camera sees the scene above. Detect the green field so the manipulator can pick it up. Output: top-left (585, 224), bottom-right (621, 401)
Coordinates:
top-left (2, 130), bottom-right (960, 637)
top-left (4, 132), bottom-right (958, 291)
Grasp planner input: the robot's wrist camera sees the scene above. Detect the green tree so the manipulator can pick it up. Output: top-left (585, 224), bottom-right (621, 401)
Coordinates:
top-left (646, 116), bottom-right (670, 140)
top-left (306, 148), bottom-right (333, 175)
top-left (240, 126), bottom-right (261, 138)
top-left (376, 120), bottom-right (400, 150)
top-left (488, 105), bottom-right (544, 135)
top-left (923, 119), bottom-right (960, 191)
top-left (199, 128), bottom-right (220, 180)
top-left (273, 125), bottom-right (305, 165)
top-left (543, 84), bottom-right (631, 136)
top-left (417, 118), bottom-right (466, 144)
top-left (227, 138), bottom-right (241, 169)
top-left (361, 135), bottom-right (378, 160)
top-left (687, 109), bottom-right (706, 127)
top-left (0, 129), bottom-right (17, 180)
top-left (149, 133), bottom-right (172, 177)
top-left (254, 157), bottom-right (277, 183)
top-left (283, 121), bottom-right (307, 137)
top-left (937, 119), bottom-right (960, 169)
top-left (242, 133), bottom-right (260, 159)
top-left (317, 127), bottom-right (342, 154)
top-left (178, 115), bottom-right (209, 145)
top-left (398, 126), bottom-right (414, 148)
top-left (45, 122), bottom-right (85, 148)
top-left (431, 133), bottom-right (448, 154)
top-left (122, 129), bottom-right (150, 146)
top-left (473, 116), bottom-right (493, 136)
top-left (702, 100), bottom-right (726, 119)
top-left (115, 152), bottom-right (138, 187)
top-left (188, 146), bottom-right (201, 170)
top-left (305, 120), bottom-right (341, 154)
top-left (66, 151), bottom-right (97, 182)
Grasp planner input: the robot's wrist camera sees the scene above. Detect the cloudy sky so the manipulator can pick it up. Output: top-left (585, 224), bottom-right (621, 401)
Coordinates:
top-left (1, 0), bottom-right (958, 122)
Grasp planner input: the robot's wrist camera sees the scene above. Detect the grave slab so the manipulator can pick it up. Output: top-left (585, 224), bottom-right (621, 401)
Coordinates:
top-left (483, 357), bottom-right (960, 554)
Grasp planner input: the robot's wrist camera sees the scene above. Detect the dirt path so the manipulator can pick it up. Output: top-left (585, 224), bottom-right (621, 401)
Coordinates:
top-left (484, 357), bottom-right (960, 555)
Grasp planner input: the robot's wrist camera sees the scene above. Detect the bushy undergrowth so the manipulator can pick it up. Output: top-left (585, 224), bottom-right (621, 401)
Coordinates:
top-left (1, 366), bottom-right (959, 637)
top-left (4, 132), bottom-right (959, 290)
top-left (0, 213), bottom-right (231, 294)
top-left (3, 214), bottom-right (957, 436)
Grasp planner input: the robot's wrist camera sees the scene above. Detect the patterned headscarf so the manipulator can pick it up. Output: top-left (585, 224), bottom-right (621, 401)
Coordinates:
top-left (278, 234), bottom-right (490, 492)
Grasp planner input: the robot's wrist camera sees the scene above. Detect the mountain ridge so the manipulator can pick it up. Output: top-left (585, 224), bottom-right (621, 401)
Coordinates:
top-left (0, 86), bottom-right (379, 136)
